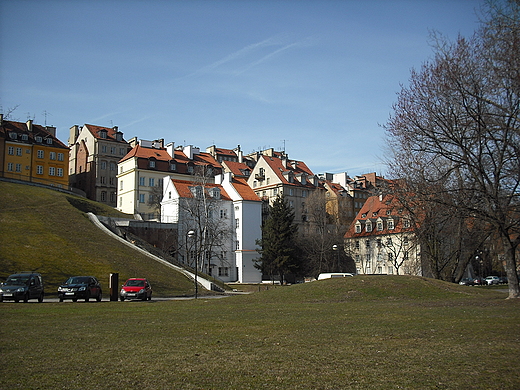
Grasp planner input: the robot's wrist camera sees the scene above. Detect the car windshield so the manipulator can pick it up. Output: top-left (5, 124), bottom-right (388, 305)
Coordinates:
top-left (126, 280), bottom-right (145, 287)
top-left (66, 277), bottom-right (90, 285)
top-left (5, 276), bottom-right (30, 286)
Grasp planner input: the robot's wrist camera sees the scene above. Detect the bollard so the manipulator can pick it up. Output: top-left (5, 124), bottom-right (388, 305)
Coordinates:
top-left (109, 273), bottom-right (119, 301)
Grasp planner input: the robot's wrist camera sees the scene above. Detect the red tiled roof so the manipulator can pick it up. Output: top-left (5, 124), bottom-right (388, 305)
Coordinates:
top-left (344, 194), bottom-right (415, 238)
top-left (84, 124), bottom-right (127, 143)
top-left (222, 160), bottom-right (251, 177)
top-left (1, 120), bottom-right (68, 149)
top-left (260, 155), bottom-right (316, 187)
top-left (170, 179), bottom-right (232, 201)
top-left (231, 177), bottom-right (261, 201)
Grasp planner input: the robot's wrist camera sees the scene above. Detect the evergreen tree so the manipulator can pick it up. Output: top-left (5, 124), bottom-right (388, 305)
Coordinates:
top-left (255, 195), bottom-right (299, 283)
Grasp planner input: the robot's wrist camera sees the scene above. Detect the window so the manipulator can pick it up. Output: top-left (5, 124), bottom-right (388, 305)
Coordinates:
top-left (120, 181), bottom-right (123, 190)
top-left (139, 177), bottom-right (145, 186)
top-left (187, 165), bottom-right (193, 174)
top-left (218, 267), bottom-right (229, 277)
top-left (35, 136), bottom-right (42, 143)
top-left (220, 209), bottom-right (227, 218)
top-left (404, 219), bottom-right (410, 229)
top-left (100, 176), bottom-right (106, 184)
top-left (49, 152), bottom-right (56, 160)
top-left (49, 167), bottom-right (56, 176)
top-left (57, 168), bottom-right (63, 177)
top-left (16, 147), bottom-right (22, 156)
top-left (377, 221), bottom-right (383, 231)
top-left (302, 190), bottom-right (308, 198)
top-left (15, 163), bottom-right (21, 172)
top-left (8, 146), bottom-right (14, 155)
top-left (355, 223), bottom-right (361, 233)
top-left (388, 219), bottom-right (394, 230)
top-left (109, 177), bottom-right (115, 185)
top-left (386, 238), bottom-right (393, 246)
top-left (139, 194), bottom-right (145, 203)
top-left (148, 194), bottom-right (154, 203)
top-left (376, 238), bottom-right (382, 247)
top-left (388, 253), bottom-right (394, 262)
top-left (355, 254), bottom-right (360, 263)
top-left (149, 160), bottom-right (156, 168)
top-left (289, 188), bottom-right (294, 196)
top-left (110, 162), bottom-right (116, 171)
top-left (7, 163), bottom-right (13, 171)
top-left (355, 240), bottom-right (360, 249)
top-left (149, 178), bottom-right (155, 187)
top-left (37, 165), bottom-right (43, 175)
top-left (366, 240), bottom-right (370, 248)
top-left (366, 221), bottom-right (372, 232)
top-left (100, 130), bottom-right (107, 139)
top-left (110, 147), bottom-right (116, 154)
top-left (119, 148), bottom-right (126, 156)
top-left (37, 150), bottom-right (44, 159)
top-left (119, 197), bottom-right (123, 207)
top-left (101, 161), bottom-right (107, 170)
top-left (58, 153), bottom-right (64, 161)
top-left (170, 163), bottom-right (176, 171)
top-left (235, 241), bottom-right (240, 250)
top-left (21, 134), bottom-right (28, 141)
top-left (235, 218), bottom-right (239, 229)
top-left (101, 191), bottom-right (107, 201)
top-left (46, 138), bottom-right (52, 145)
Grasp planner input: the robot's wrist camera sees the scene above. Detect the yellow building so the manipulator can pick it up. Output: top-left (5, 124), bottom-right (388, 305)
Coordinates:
top-left (0, 115), bottom-right (69, 188)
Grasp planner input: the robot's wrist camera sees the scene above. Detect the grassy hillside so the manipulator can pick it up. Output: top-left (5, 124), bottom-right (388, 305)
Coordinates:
top-left (0, 181), bottom-right (195, 296)
top-left (2, 276), bottom-right (519, 389)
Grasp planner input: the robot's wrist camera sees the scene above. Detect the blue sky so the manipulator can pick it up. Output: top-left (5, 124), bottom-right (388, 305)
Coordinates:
top-left (1, 0), bottom-right (484, 177)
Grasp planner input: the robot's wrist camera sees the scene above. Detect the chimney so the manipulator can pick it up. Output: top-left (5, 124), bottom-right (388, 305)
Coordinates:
top-left (26, 119), bottom-right (33, 132)
top-left (0, 114), bottom-right (3, 126)
top-left (166, 142), bottom-right (175, 158)
top-left (46, 126), bottom-right (56, 137)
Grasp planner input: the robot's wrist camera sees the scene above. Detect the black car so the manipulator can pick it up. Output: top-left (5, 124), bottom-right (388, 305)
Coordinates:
top-left (58, 276), bottom-right (102, 302)
top-left (0, 273), bottom-right (44, 303)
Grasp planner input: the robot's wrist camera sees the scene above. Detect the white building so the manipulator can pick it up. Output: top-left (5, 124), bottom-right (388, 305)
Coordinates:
top-left (161, 172), bottom-right (262, 283)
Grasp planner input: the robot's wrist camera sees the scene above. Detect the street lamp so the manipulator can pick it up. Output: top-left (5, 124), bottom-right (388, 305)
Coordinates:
top-left (332, 244), bottom-right (338, 271)
top-left (187, 230), bottom-right (198, 299)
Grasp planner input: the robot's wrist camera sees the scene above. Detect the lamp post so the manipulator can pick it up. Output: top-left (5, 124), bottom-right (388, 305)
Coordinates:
top-left (187, 230), bottom-right (198, 299)
top-left (332, 244), bottom-right (338, 271)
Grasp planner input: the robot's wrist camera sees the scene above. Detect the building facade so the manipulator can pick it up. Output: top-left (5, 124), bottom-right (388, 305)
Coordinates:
top-left (1, 115), bottom-right (69, 188)
top-left (344, 194), bottom-right (422, 276)
top-left (68, 124), bottom-right (130, 206)
top-left (117, 140), bottom-right (222, 220)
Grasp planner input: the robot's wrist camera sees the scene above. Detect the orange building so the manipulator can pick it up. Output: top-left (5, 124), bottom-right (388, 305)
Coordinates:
top-left (0, 115), bottom-right (69, 188)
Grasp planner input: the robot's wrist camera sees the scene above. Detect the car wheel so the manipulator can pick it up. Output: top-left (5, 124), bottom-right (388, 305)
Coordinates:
top-left (148, 294), bottom-right (152, 301)
top-left (72, 298), bottom-right (77, 302)
top-left (38, 293), bottom-right (44, 303)
top-left (14, 297), bottom-right (19, 303)
top-left (120, 297), bottom-right (125, 302)
top-left (85, 293), bottom-right (90, 302)
top-left (23, 293), bottom-right (29, 303)
top-left (59, 296), bottom-right (64, 302)
top-left (96, 292), bottom-right (102, 302)
top-left (0, 297), bottom-right (3, 302)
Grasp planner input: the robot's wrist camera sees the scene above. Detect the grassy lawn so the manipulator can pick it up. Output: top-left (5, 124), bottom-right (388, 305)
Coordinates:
top-left (2, 276), bottom-right (519, 389)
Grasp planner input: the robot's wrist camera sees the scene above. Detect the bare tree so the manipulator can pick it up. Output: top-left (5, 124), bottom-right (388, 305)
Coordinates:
top-left (179, 167), bottom-right (231, 277)
top-left (385, 1), bottom-right (520, 298)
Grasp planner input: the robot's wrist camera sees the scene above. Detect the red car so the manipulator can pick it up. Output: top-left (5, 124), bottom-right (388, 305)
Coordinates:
top-left (120, 278), bottom-right (152, 301)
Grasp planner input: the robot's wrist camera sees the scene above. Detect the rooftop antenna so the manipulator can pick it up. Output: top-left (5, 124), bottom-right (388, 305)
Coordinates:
top-left (282, 139), bottom-right (286, 153)
top-left (42, 110), bottom-right (52, 126)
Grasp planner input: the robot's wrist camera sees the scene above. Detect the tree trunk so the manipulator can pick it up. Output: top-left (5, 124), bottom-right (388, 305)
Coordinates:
top-left (502, 235), bottom-right (520, 299)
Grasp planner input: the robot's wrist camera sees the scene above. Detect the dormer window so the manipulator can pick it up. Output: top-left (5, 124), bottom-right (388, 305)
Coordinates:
top-left (403, 219), bottom-right (410, 229)
top-left (355, 222), bottom-right (362, 233)
top-left (210, 188), bottom-right (221, 199)
top-left (149, 159), bottom-right (156, 168)
top-left (377, 220), bottom-right (383, 231)
top-left (35, 136), bottom-right (42, 143)
top-left (366, 221), bottom-right (372, 232)
top-left (99, 130), bottom-right (107, 139)
top-left (9, 132), bottom-right (17, 139)
top-left (388, 219), bottom-right (395, 230)
top-left (21, 134), bottom-right (28, 141)
top-left (190, 185), bottom-right (203, 198)
top-left (46, 138), bottom-right (53, 145)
